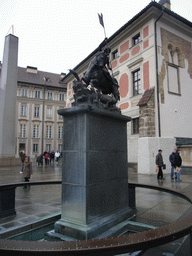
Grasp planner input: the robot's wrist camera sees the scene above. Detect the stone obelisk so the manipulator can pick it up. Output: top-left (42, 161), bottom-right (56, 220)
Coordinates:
top-left (0, 34), bottom-right (19, 166)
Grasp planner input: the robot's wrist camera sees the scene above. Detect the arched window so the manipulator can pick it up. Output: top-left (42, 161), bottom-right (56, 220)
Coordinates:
top-left (168, 44), bottom-right (174, 63)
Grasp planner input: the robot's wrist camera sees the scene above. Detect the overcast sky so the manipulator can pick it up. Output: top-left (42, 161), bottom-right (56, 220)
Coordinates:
top-left (0, 0), bottom-right (191, 75)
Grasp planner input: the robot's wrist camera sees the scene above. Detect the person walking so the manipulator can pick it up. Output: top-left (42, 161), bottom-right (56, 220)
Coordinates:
top-left (156, 149), bottom-right (164, 180)
top-left (45, 151), bottom-right (50, 165)
top-left (19, 150), bottom-right (25, 173)
top-left (55, 150), bottom-right (60, 164)
top-left (50, 150), bottom-right (55, 164)
top-left (22, 155), bottom-right (33, 184)
top-left (169, 149), bottom-right (177, 179)
top-left (175, 149), bottom-right (182, 182)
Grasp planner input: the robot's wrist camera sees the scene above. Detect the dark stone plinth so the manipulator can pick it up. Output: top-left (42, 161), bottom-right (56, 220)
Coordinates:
top-left (55, 105), bottom-right (133, 240)
top-left (0, 185), bottom-right (16, 218)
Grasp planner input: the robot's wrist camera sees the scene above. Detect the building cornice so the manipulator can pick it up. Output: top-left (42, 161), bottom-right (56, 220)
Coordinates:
top-left (17, 81), bottom-right (67, 91)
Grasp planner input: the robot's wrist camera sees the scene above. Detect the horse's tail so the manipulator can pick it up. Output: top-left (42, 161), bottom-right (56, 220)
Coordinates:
top-left (69, 69), bottom-right (80, 81)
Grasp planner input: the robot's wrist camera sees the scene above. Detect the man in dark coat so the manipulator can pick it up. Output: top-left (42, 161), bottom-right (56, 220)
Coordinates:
top-left (175, 149), bottom-right (182, 182)
top-left (169, 149), bottom-right (176, 179)
top-left (156, 149), bottom-right (164, 179)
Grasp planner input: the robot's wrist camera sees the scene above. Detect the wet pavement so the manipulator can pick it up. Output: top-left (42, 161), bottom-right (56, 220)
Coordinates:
top-left (0, 159), bottom-right (192, 255)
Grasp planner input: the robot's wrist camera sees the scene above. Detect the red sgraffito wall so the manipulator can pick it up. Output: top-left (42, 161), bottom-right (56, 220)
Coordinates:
top-left (119, 102), bottom-right (129, 110)
top-left (120, 41), bottom-right (129, 54)
top-left (119, 73), bottom-right (129, 98)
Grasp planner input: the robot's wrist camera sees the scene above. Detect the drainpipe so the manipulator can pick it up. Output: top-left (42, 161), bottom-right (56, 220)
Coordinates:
top-left (155, 7), bottom-right (165, 137)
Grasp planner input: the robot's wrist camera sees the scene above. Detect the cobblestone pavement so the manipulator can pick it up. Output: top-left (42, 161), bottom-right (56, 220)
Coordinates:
top-left (0, 159), bottom-right (192, 255)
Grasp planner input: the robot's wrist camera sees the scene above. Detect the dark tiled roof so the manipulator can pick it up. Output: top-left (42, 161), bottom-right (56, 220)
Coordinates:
top-left (18, 67), bottom-right (66, 89)
top-left (137, 87), bottom-right (155, 106)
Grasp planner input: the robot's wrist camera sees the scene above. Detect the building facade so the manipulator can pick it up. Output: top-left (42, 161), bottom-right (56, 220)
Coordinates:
top-left (16, 66), bottom-right (67, 158)
top-left (64, 1), bottom-right (192, 173)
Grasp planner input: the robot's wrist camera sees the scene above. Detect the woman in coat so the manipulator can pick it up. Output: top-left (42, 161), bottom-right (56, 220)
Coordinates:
top-left (22, 155), bottom-right (33, 182)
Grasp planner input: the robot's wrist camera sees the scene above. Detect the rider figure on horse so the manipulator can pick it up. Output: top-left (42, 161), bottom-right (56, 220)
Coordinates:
top-left (83, 46), bottom-right (112, 87)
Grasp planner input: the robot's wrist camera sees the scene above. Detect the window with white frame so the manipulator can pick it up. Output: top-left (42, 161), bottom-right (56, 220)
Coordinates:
top-left (58, 126), bottom-right (63, 139)
top-left (35, 90), bottom-right (40, 98)
top-left (22, 88), bottom-right (28, 97)
top-left (132, 33), bottom-right (141, 46)
top-left (47, 107), bottom-right (52, 118)
top-left (21, 105), bottom-right (27, 116)
top-left (20, 124), bottom-right (26, 138)
top-left (112, 49), bottom-right (118, 60)
top-left (59, 93), bottom-right (65, 101)
top-left (46, 125), bottom-right (52, 138)
top-left (33, 144), bottom-right (39, 153)
top-left (34, 106), bottom-right (40, 117)
top-left (59, 114), bottom-right (62, 120)
top-left (47, 92), bottom-right (52, 100)
top-left (33, 125), bottom-right (39, 138)
top-left (133, 69), bottom-right (141, 96)
top-left (46, 144), bottom-right (51, 152)
top-left (167, 45), bottom-right (180, 95)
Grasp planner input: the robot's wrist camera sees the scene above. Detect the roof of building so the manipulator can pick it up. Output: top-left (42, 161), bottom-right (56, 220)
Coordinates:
top-left (18, 66), bottom-right (67, 89)
top-left (62, 1), bottom-right (192, 81)
top-left (137, 87), bottom-right (155, 106)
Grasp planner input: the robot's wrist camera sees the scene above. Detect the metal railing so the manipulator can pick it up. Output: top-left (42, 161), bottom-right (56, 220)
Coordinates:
top-left (0, 181), bottom-right (192, 255)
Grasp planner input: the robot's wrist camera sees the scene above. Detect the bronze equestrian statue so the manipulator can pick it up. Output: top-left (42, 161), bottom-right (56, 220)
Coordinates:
top-left (69, 40), bottom-right (120, 110)
top-left (82, 46), bottom-right (120, 103)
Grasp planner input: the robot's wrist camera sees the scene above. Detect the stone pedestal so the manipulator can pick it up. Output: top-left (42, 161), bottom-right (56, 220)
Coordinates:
top-left (55, 105), bottom-right (133, 240)
top-left (0, 185), bottom-right (16, 218)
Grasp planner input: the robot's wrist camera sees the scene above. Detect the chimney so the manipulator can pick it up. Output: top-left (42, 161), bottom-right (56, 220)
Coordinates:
top-left (26, 66), bottom-right (38, 74)
top-left (159, 0), bottom-right (171, 10)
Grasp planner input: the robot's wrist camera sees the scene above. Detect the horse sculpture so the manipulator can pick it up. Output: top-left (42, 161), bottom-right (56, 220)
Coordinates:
top-left (69, 44), bottom-right (120, 111)
top-left (82, 46), bottom-right (120, 103)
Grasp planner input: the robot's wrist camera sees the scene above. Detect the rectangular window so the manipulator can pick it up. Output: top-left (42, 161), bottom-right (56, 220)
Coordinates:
top-left (133, 33), bottom-right (140, 46)
top-left (47, 92), bottom-right (52, 100)
top-left (58, 126), bottom-right (63, 139)
top-left (47, 107), bottom-right (52, 118)
top-left (132, 118), bottom-right (139, 135)
top-left (59, 144), bottom-right (62, 153)
top-left (133, 70), bottom-right (141, 96)
top-left (21, 105), bottom-right (27, 116)
top-left (20, 124), bottom-right (26, 138)
top-left (59, 114), bottom-right (63, 120)
top-left (22, 88), bottom-right (28, 97)
top-left (112, 49), bottom-right (118, 60)
top-left (46, 125), bottom-right (52, 138)
top-left (46, 144), bottom-right (51, 152)
top-left (33, 125), bottom-right (39, 138)
top-left (34, 106), bottom-right (40, 117)
top-left (35, 90), bottom-right (40, 98)
top-left (33, 144), bottom-right (39, 153)
top-left (167, 64), bottom-right (180, 95)
top-left (59, 93), bottom-right (65, 101)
